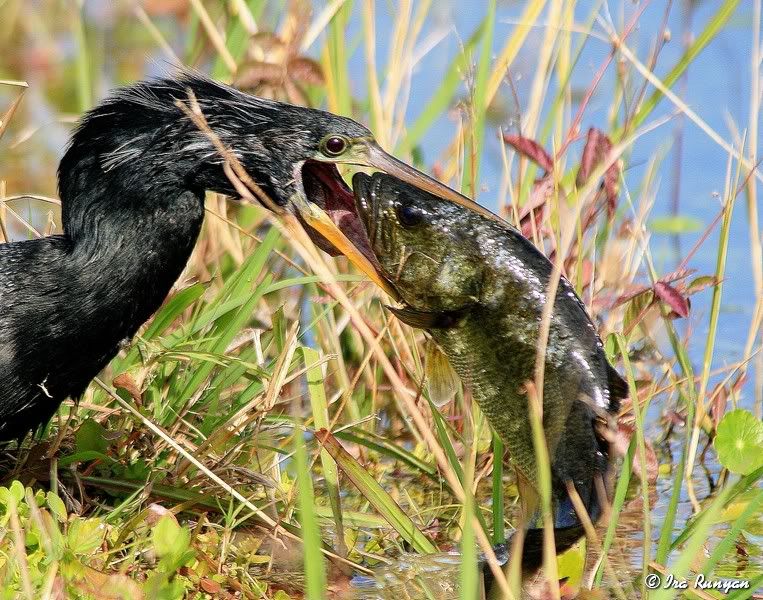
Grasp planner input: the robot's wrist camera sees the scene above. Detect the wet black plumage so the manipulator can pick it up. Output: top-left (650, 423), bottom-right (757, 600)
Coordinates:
top-left (0, 73), bottom-right (373, 440)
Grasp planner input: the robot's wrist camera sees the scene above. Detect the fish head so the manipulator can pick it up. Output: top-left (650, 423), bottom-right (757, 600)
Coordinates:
top-left (352, 171), bottom-right (486, 313)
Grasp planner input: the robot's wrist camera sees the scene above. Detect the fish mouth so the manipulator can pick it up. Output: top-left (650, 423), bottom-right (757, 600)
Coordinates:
top-left (298, 162), bottom-right (398, 298)
top-left (351, 171), bottom-right (386, 254)
top-left (299, 160), bottom-right (375, 262)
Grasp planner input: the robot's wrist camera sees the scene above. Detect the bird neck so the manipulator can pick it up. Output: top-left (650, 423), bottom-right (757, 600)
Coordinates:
top-left (63, 176), bottom-right (205, 337)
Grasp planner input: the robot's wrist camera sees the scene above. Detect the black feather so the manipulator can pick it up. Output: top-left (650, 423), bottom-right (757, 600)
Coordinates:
top-left (0, 73), bottom-right (371, 441)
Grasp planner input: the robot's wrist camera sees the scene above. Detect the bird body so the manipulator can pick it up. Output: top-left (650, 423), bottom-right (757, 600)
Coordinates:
top-left (352, 172), bottom-right (626, 542)
top-left (0, 182), bottom-right (205, 438)
top-left (1, 73), bottom-right (457, 441)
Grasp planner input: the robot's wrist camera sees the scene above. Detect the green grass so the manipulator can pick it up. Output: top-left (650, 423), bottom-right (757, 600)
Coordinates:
top-left (1, 1), bottom-right (762, 599)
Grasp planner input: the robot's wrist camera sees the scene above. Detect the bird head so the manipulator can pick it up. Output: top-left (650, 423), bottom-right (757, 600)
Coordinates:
top-left (231, 98), bottom-right (485, 298)
top-left (62, 73), bottom-right (485, 297)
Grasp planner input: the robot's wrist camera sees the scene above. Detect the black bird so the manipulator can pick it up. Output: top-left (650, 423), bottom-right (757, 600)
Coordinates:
top-left (0, 72), bottom-right (480, 441)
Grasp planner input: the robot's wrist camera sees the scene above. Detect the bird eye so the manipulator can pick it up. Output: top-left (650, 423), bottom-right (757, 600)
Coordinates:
top-left (321, 135), bottom-right (349, 157)
top-left (396, 201), bottom-right (426, 228)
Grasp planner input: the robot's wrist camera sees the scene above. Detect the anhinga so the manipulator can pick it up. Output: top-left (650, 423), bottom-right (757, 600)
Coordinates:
top-left (0, 72), bottom-right (479, 441)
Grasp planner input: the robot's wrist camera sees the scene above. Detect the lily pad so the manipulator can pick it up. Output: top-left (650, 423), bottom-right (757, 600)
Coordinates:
top-left (714, 409), bottom-right (763, 475)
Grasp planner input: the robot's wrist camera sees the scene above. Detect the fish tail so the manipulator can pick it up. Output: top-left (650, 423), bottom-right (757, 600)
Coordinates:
top-left (481, 525), bottom-right (586, 593)
top-left (516, 524), bottom-right (587, 573)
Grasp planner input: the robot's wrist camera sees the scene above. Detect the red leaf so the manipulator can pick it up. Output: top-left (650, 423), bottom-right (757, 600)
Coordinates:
top-left (577, 128), bottom-right (599, 185)
top-left (517, 177), bottom-right (552, 239)
top-left (604, 160), bottom-right (620, 218)
top-left (576, 128), bottom-right (620, 216)
top-left (576, 128), bottom-right (611, 186)
top-left (522, 176), bottom-right (553, 216)
top-left (502, 134), bottom-right (554, 172)
top-left (653, 281), bottom-right (690, 318)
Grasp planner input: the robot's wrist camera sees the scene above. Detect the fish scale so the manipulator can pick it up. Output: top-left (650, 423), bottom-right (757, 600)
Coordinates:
top-left (353, 171), bottom-right (628, 534)
top-left (431, 309), bottom-right (587, 494)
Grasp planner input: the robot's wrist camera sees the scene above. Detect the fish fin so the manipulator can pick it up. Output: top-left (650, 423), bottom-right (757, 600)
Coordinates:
top-left (386, 304), bottom-right (465, 329)
top-left (424, 340), bottom-right (460, 407)
top-left (515, 469), bottom-right (540, 524)
top-left (606, 363), bottom-right (628, 412)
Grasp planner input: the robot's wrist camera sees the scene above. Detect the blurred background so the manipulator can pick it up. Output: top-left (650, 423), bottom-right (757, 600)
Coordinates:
top-left (0, 1), bottom-right (761, 598)
top-left (1, 1), bottom-right (760, 401)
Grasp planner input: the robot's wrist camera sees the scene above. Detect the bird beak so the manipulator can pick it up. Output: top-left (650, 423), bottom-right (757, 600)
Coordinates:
top-left (362, 142), bottom-right (499, 222)
top-left (292, 141), bottom-right (495, 301)
top-left (292, 195), bottom-right (400, 299)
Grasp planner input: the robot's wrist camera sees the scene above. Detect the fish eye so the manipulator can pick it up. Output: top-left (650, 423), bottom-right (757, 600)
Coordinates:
top-left (396, 201), bottom-right (426, 228)
top-left (321, 135), bottom-right (349, 157)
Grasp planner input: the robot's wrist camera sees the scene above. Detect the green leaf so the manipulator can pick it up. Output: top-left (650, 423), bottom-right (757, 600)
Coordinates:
top-left (272, 305), bottom-right (287, 354)
top-left (301, 347), bottom-right (345, 558)
top-left (714, 409), bottom-right (763, 475)
top-left (648, 215), bottom-right (703, 234)
top-left (293, 421), bottom-right (326, 600)
top-left (0, 480), bottom-right (26, 508)
top-left (152, 515), bottom-right (190, 559)
top-left (141, 282), bottom-right (206, 342)
top-left (686, 275), bottom-right (717, 294)
top-left (75, 418), bottom-right (110, 455)
top-left (46, 491), bottom-right (68, 522)
top-left (67, 518), bottom-right (105, 556)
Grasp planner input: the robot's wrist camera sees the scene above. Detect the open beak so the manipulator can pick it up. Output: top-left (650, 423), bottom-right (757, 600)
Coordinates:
top-left (294, 141), bottom-right (494, 301)
top-left (293, 195), bottom-right (400, 299)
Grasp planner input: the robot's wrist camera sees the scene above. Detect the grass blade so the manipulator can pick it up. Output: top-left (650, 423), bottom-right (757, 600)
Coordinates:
top-left (317, 429), bottom-right (437, 555)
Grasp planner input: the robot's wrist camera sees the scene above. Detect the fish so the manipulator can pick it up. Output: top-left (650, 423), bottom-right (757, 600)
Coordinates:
top-left (352, 171), bottom-right (627, 548)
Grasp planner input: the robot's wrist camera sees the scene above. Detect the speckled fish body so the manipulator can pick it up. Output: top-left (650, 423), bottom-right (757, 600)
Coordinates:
top-left (353, 172), bottom-right (627, 528)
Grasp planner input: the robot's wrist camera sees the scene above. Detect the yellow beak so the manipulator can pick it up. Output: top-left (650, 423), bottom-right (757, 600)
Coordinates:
top-left (297, 142), bottom-right (494, 300)
top-left (295, 200), bottom-right (400, 299)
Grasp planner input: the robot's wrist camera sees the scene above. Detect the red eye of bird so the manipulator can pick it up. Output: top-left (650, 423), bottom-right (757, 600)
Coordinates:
top-left (323, 136), bottom-right (348, 156)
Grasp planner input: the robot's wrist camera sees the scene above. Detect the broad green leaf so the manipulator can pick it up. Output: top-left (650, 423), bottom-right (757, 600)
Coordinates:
top-left (0, 480), bottom-right (26, 507)
top-left (152, 514), bottom-right (190, 559)
top-left (714, 409), bottom-right (763, 475)
top-left (67, 518), bottom-right (105, 556)
top-left (47, 491), bottom-right (68, 522)
top-left (75, 418), bottom-right (110, 455)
